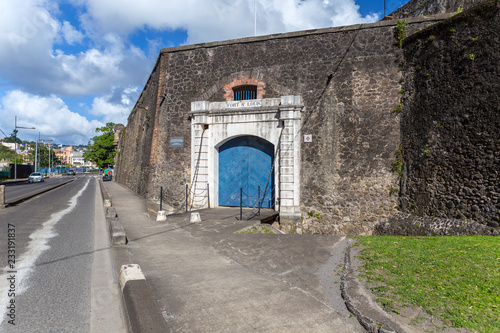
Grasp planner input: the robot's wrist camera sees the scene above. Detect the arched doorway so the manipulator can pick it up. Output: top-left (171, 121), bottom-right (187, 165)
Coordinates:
top-left (218, 136), bottom-right (274, 208)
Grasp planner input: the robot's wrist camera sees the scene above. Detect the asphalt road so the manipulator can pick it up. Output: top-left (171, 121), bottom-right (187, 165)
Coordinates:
top-left (3, 176), bottom-right (77, 203)
top-left (0, 175), bottom-right (126, 332)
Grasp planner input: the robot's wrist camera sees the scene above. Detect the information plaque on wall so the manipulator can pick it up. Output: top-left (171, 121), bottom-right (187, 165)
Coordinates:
top-left (169, 137), bottom-right (184, 148)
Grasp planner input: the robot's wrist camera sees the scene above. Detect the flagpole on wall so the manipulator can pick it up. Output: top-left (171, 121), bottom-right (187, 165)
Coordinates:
top-left (254, 0), bottom-right (257, 36)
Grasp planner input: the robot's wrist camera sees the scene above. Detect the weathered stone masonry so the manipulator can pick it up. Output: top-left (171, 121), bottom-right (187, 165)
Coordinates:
top-left (399, 1), bottom-right (500, 227)
top-left (115, 3), bottom-right (498, 234)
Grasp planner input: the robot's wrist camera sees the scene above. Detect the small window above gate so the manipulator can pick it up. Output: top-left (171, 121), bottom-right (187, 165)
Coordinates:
top-left (233, 85), bottom-right (257, 101)
top-left (224, 77), bottom-right (265, 101)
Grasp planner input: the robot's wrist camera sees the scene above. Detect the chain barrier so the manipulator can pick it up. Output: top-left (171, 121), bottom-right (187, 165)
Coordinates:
top-left (161, 186), bottom-right (186, 200)
top-left (187, 127), bottom-right (207, 210)
top-left (159, 183), bottom-right (210, 216)
top-left (241, 188), bottom-right (259, 199)
top-left (242, 185), bottom-right (276, 221)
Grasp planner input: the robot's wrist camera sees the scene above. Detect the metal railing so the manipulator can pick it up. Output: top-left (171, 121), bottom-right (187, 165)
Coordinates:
top-left (157, 182), bottom-right (276, 221)
top-left (238, 186), bottom-right (261, 220)
top-left (159, 183), bottom-right (210, 216)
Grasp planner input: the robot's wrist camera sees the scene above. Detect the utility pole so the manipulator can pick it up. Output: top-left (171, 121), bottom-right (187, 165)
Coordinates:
top-left (41, 138), bottom-right (53, 176)
top-left (38, 133), bottom-right (41, 171)
top-left (12, 116), bottom-right (35, 181)
top-left (35, 132), bottom-right (40, 172)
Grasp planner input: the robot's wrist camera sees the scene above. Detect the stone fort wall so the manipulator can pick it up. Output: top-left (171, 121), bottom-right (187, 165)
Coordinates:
top-left (389, 0), bottom-right (489, 19)
top-left (115, 3), bottom-right (498, 234)
top-left (399, 0), bottom-right (500, 227)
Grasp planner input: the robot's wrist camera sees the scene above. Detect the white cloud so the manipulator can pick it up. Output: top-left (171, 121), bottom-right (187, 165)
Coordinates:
top-left (0, 90), bottom-right (104, 145)
top-left (0, 0), bottom-right (152, 97)
top-left (0, 0), bottom-right (58, 57)
top-left (62, 21), bottom-right (84, 45)
top-left (76, 0), bottom-right (380, 44)
top-left (89, 86), bottom-right (139, 124)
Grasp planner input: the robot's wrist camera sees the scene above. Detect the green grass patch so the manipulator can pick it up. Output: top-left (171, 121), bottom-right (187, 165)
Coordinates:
top-left (237, 225), bottom-right (275, 234)
top-left (355, 236), bottom-right (500, 333)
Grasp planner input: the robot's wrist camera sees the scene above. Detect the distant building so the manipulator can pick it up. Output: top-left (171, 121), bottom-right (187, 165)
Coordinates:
top-left (59, 146), bottom-right (73, 165)
top-left (71, 151), bottom-right (84, 166)
top-left (1, 142), bottom-right (16, 151)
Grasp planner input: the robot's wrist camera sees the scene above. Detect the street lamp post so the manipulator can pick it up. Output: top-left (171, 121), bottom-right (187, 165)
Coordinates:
top-left (34, 132), bottom-right (40, 173)
top-left (12, 116), bottom-right (35, 181)
top-left (41, 138), bottom-right (53, 176)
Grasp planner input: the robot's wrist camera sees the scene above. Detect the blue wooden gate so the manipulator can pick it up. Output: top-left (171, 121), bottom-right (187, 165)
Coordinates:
top-left (219, 136), bottom-right (274, 208)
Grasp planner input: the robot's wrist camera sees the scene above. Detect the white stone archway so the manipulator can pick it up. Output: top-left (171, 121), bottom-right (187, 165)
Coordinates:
top-left (190, 96), bottom-right (303, 220)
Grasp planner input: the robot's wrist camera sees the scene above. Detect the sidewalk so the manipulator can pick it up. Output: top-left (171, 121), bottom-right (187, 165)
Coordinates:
top-left (105, 181), bottom-right (441, 333)
top-left (104, 181), bottom-right (366, 332)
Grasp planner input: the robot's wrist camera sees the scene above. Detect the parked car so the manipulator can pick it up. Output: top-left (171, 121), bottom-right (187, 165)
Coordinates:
top-left (67, 169), bottom-right (76, 175)
top-left (28, 172), bottom-right (45, 183)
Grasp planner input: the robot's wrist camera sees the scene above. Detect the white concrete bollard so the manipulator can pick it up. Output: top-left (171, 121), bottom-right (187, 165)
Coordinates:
top-left (119, 264), bottom-right (145, 291)
top-left (0, 185), bottom-right (5, 209)
top-left (190, 212), bottom-right (201, 223)
top-left (156, 210), bottom-right (167, 221)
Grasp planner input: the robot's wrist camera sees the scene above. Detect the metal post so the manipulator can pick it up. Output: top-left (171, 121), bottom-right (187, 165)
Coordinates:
top-left (37, 134), bottom-right (40, 171)
top-left (258, 186), bottom-right (261, 216)
top-left (14, 131), bottom-right (17, 181)
top-left (41, 138), bottom-right (53, 176)
top-left (160, 186), bottom-right (163, 211)
top-left (185, 184), bottom-right (188, 212)
top-left (12, 116), bottom-right (35, 180)
top-left (49, 141), bottom-right (51, 175)
top-left (34, 134), bottom-right (38, 173)
top-left (207, 183), bottom-right (210, 209)
top-left (240, 187), bottom-right (243, 220)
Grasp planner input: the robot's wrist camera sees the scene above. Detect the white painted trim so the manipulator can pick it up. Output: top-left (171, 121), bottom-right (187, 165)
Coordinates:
top-left (190, 96), bottom-right (303, 219)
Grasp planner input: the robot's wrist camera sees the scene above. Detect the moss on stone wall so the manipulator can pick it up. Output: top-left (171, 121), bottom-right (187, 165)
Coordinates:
top-left (400, 0), bottom-right (500, 226)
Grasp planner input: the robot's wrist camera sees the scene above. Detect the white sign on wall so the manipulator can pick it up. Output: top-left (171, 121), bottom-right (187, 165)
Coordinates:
top-left (226, 100), bottom-right (262, 108)
top-left (304, 134), bottom-right (312, 143)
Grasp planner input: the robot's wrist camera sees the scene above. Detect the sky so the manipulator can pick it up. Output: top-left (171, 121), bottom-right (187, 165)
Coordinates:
top-left (0, 0), bottom-right (409, 145)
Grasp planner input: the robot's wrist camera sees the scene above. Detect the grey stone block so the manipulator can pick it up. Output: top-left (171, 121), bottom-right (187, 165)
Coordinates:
top-left (110, 219), bottom-right (127, 245)
top-left (106, 207), bottom-right (117, 219)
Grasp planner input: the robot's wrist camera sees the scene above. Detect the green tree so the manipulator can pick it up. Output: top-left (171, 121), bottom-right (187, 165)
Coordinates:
top-left (84, 122), bottom-right (116, 168)
top-left (2, 136), bottom-right (22, 144)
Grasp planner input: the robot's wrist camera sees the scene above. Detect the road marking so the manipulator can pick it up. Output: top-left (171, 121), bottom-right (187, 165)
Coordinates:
top-left (0, 179), bottom-right (90, 326)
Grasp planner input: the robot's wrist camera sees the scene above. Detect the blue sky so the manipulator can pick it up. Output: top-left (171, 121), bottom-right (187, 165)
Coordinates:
top-left (0, 0), bottom-right (409, 145)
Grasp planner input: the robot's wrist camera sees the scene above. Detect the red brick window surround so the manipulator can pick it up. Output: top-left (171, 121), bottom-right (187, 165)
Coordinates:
top-left (224, 77), bottom-right (266, 101)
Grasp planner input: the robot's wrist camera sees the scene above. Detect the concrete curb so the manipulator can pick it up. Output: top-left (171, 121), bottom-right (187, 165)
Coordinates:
top-left (341, 240), bottom-right (414, 333)
top-left (98, 178), bottom-right (124, 242)
top-left (119, 265), bottom-right (170, 333)
top-left (0, 180), bottom-right (28, 186)
top-left (98, 178), bottom-right (112, 207)
top-left (99, 180), bottom-right (169, 332)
